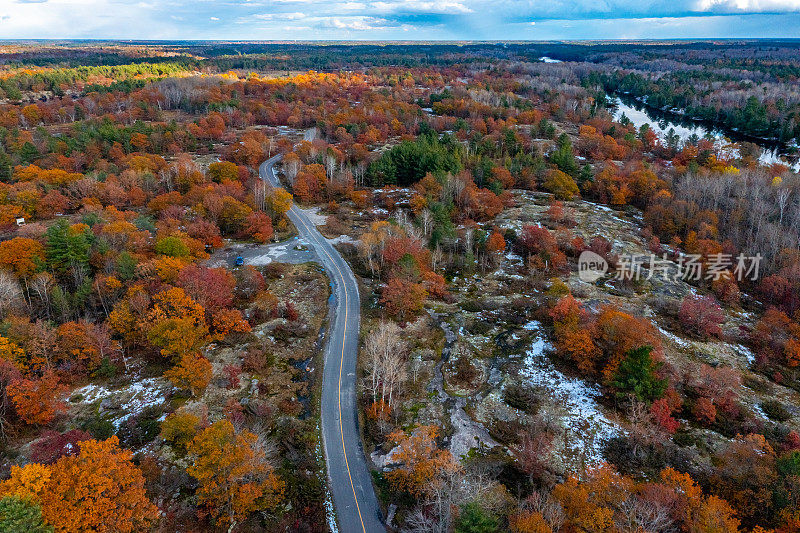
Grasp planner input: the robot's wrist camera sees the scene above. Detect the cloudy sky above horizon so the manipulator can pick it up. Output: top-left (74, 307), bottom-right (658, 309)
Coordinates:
top-left (1, 0), bottom-right (799, 40)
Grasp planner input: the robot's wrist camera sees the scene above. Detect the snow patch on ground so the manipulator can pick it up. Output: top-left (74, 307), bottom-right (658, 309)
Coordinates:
top-left (324, 490), bottom-right (339, 533)
top-left (657, 325), bottom-right (694, 349)
top-left (582, 201), bottom-right (636, 227)
top-left (315, 427), bottom-right (339, 533)
top-left (71, 377), bottom-right (170, 428)
top-left (521, 321), bottom-right (620, 465)
top-left (751, 402), bottom-right (770, 421)
top-left (327, 234), bottom-right (358, 245)
top-left (730, 343), bottom-right (756, 366)
top-left (299, 206), bottom-right (328, 226)
top-left (246, 239), bottom-right (309, 265)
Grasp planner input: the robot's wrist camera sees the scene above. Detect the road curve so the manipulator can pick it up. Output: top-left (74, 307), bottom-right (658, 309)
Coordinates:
top-left (259, 154), bottom-right (385, 533)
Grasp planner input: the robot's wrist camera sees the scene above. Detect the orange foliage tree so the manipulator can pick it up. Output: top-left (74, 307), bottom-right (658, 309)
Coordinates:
top-left (751, 308), bottom-right (800, 367)
top-left (54, 321), bottom-right (105, 374)
top-left (595, 306), bottom-right (662, 382)
top-left (212, 308), bottom-right (251, 339)
top-left (39, 436), bottom-right (158, 533)
top-left (0, 462), bottom-right (52, 502)
top-left (486, 230), bottom-right (506, 255)
top-left (385, 425), bottom-right (459, 498)
top-left (188, 420), bottom-right (284, 528)
top-left (1, 438), bottom-right (157, 532)
top-left (551, 463), bottom-right (740, 533)
top-left (8, 371), bottom-right (66, 425)
top-left (549, 294), bottom-right (606, 377)
top-left (0, 237), bottom-right (45, 279)
top-left (509, 509), bottom-right (553, 533)
top-left (381, 278), bottom-right (427, 321)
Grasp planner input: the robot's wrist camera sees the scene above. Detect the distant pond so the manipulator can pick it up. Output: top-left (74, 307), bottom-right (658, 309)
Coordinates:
top-left (611, 95), bottom-right (799, 172)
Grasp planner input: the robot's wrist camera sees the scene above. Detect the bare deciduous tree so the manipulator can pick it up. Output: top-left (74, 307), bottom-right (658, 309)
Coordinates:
top-left (418, 209), bottom-right (433, 237)
top-left (363, 321), bottom-right (407, 411)
top-left (0, 270), bottom-right (24, 319)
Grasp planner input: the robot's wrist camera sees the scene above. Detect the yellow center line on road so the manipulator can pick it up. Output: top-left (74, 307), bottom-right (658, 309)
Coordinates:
top-left (284, 192), bottom-right (368, 532)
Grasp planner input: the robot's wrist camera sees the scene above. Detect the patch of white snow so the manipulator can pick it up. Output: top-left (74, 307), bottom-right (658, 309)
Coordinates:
top-left (521, 321), bottom-right (620, 465)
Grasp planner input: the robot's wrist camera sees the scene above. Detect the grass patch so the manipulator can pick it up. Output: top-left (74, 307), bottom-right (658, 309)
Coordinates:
top-left (761, 399), bottom-right (792, 422)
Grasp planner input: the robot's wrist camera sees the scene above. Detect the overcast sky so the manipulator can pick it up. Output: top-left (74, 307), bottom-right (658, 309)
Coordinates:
top-left (1, 0), bottom-right (800, 40)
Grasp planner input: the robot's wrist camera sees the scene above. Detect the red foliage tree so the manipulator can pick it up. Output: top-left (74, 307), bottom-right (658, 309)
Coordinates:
top-left (30, 429), bottom-right (92, 464)
top-left (244, 211), bottom-right (274, 243)
top-left (679, 294), bottom-right (724, 339)
top-left (518, 225), bottom-right (567, 274)
top-left (650, 398), bottom-right (680, 434)
top-left (177, 265), bottom-right (236, 312)
top-left (381, 278), bottom-right (427, 321)
top-left (751, 308), bottom-right (800, 367)
top-left (759, 273), bottom-right (799, 317)
top-left (693, 397), bottom-right (717, 426)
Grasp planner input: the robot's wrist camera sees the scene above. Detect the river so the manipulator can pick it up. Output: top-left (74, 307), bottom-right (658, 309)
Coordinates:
top-left (611, 95), bottom-right (800, 172)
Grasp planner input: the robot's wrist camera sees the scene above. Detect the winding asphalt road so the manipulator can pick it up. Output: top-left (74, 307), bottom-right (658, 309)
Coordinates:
top-left (259, 154), bottom-right (385, 533)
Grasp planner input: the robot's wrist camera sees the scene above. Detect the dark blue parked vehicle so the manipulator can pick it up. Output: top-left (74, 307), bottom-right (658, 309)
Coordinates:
top-left (234, 255), bottom-right (244, 266)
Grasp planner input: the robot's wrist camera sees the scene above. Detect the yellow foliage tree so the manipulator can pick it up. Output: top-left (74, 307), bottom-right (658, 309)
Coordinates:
top-left (145, 287), bottom-right (208, 359)
top-left (0, 335), bottom-right (27, 371)
top-left (163, 353), bottom-right (212, 397)
top-left (266, 187), bottom-right (293, 218)
top-left (161, 409), bottom-right (202, 452)
top-left (543, 169), bottom-right (580, 200)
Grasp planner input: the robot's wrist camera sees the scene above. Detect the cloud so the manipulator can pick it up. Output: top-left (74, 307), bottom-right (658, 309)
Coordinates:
top-left (0, 0), bottom-right (178, 38)
top-left (0, 0), bottom-right (799, 39)
top-left (695, 0), bottom-right (800, 10)
top-left (338, 2), bottom-right (367, 9)
top-left (253, 11), bottom-right (307, 20)
top-left (370, 0), bottom-right (474, 14)
top-left (327, 16), bottom-right (392, 29)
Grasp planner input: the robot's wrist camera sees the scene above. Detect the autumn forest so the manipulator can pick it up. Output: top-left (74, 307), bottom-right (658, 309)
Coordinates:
top-left (0, 40), bottom-right (798, 533)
